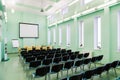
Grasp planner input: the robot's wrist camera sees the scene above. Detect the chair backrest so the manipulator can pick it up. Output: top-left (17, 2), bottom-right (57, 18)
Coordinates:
top-left (111, 60), bottom-right (119, 68)
top-left (97, 55), bottom-right (103, 61)
top-left (29, 60), bottom-right (41, 68)
top-left (46, 54), bottom-right (54, 59)
top-left (36, 66), bottom-right (50, 76)
top-left (51, 64), bottom-right (63, 73)
top-left (53, 57), bottom-right (62, 63)
top-left (93, 66), bottom-right (104, 75)
top-left (62, 56), bottom-right (69, 61)
top-left (83, 70), bottom-right (93, 79)
top-left (25, 56), bottom-right (36, 63)
top-left (75, 60), bottom-right (84, 67)
top-left (103, 63), bottom-right (111, 71)
top-left (42, 58), bottom-right (53, 65)
top-left (70, 54), bottom-right (77, 60)
top-left (83, 58), bottom-right (91, 65)
top-left (64, 61), bottom-right (74, 69)
top-left (77, 54), bottom-right (83, 59)
top-left (83, 53), bottom-right (89, 58)
top-left (74, 51), bottom-right (79, 55)
top-left (69, 73), bottom-right (83, 80)
top-left (37, 55), bottom-right (45, 61)
top-left (55, 53), bottom-right (61, 58)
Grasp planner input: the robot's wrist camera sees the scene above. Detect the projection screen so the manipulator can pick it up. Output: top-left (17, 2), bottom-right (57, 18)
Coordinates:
top-left (19, 23), bottom-right (39, 38)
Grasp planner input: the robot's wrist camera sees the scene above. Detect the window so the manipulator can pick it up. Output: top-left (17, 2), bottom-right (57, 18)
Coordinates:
top-left (83, 0), bottom-right (93, 4)
top-left (94, 16), bottom-right (101, 49)
top-left (59, 27), bottom-right (62, 45)
top-left (53, 28), bottom-right (56, 44)
top-left (117, 11), bottom-right (120, 51)
top-left (61, 7), bottom-right (68, 15)
top-left (66, 24), bottom-right (71, 46)
top-left (79, 21), bottom-right (84, 47)
top-left (48, 29), bottom-right (51, 45)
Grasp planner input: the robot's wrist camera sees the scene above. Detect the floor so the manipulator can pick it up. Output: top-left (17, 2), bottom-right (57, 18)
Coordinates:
top-left (0, 54), bottom-right (120, 80)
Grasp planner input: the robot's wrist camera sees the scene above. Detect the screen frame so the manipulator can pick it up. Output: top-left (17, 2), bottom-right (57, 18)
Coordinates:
top-left (19, 22), bottom-right (39, 38)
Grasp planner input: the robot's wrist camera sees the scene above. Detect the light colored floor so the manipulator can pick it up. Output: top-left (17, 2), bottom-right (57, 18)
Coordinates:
top-left (0, 54), bottom-right (120, 80)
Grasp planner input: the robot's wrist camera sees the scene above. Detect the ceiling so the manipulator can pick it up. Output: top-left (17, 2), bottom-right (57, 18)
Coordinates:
top-left (3, 0), bottom-right (74, 15)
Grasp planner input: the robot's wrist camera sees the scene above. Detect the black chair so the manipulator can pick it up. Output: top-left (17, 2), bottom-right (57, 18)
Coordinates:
top-left (49, 64), bottom-right (63, 80)
top-left (83, 58), bottom-right (91, 70)
top-left (26, 60), bottom-right (41, 77)
top-left (69, 73), bottom-right (83, 80)
top-left (93, 66), bottom-right (104, 79)
top-left (96, 55), bottom-right (103, 62)
top-left (74, 60), bottom-right (84, 73)
top-left (111, 60), bottom-right (120, 77)
top-left (25, 56), bottom-right (36, 63)
top-left (42, 58), bottom-right (53, 66)
top-left (62, 55), bottom-right (69, 62)
top-left (37, 55), bottom-right (45, 61)
top-left (90, 57), bottom-right (97, 68)
top-left (29, 60), bottom-right (41, 68)
top-left (74, 51), bottom-right (79, 55)
top-left (63, 61), bottom-right (74, 76)
top-left (61, 49), bottom-right (66, 53)
top-left (62, 53), bottom-right (68, 57)
top-left (46, 54), bottom-right (54, 59)
top-left (66, 50), bottom-right (72, 53)
top-left (55, 53), bottom-right (61, 58)
top-left (83, 70), bottom-right (93, 80)
top-left (77, 54), bottom-right (83, 60)
top-left (53, 57), bottom-right (62, 64)
top-left (31, 66), bottom-right (50, 80)
top-left (70, 54), bottom-right (77, 60)
top-left (61, 78), bottom-right (67, 80)
top-left (83, 53), bottom-right (89, 58)
top-left (103, 63), bottom-right (111, 79)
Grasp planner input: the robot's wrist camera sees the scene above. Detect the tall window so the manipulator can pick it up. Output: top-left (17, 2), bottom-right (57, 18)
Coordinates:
top-left (53, 28), bottom-right (56, 44)
top-left (94, 16), bottom-right (101, 49)
top-left (48, 29), bottom-right (51, 45)
top-left (117, 11), bottom-right (120, 51)
top-left (61, 7), bottom-right (68, 15)
top-left (84, 0), bottom-right (93, 4)
top-left (79, 21), bottom-right (84, 47)
top-left (59, 27), bottom-right (62, 45)
top-left (66, 24), bottom-right (71, 46)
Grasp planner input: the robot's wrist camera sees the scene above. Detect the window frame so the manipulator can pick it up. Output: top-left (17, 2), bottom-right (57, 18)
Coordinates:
top-left (94, 16), bottom-right (102, 50)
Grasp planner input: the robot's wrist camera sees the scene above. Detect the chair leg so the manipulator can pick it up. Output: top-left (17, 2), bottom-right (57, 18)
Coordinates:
top-left (45, 75), bottom-right (47, 80)
top-left (114, 68), bottom-right (117, 77)
top-left (75, 67), bottom-right (77, 73)
top-left (57, 73), bottom-right (59, 79)
top-left (71, 68), bottom-right (73, 74)
top-left (67, 70), bottom-right (69, 77)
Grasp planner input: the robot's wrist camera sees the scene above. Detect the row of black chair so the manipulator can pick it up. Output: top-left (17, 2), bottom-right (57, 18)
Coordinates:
top-left (24, 53), bottom-right (89, 64)
top-left (62, 60), bottom-right (120, 80)
top-left (28, 55), bottom-right (103, 80)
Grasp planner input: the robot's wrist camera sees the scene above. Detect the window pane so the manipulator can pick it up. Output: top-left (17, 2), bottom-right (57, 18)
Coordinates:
top-left (59, 27), bottom-right (62, 45)
top-left (66, 24), bottom-right (71, 46)
top-left (79, 21), bottom-right (84, 47)
top-left (53, 28), bottom-right (56, 44)
top-left (118, 12), bottom-right (120, 51)
top-left (94, 16), bottom-right (101, 49)
top-left (84, 0), bottom-right (93, 4)
top-left (48, 29), bottom-right (51, 45)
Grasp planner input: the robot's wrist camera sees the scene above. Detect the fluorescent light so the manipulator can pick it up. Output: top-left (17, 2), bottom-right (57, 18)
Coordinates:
top-left (2, 0), bottom-right (5, 6)
top-left (68, 0), bottom-right (79, 6)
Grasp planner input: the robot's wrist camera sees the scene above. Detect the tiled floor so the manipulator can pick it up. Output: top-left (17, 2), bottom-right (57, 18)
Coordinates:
top-left (0, 54), bottom-right (120, 80)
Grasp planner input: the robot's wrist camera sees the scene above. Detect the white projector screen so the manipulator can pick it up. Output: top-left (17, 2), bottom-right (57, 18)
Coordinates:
top-left (19, 23), bottom-right (39, 38)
